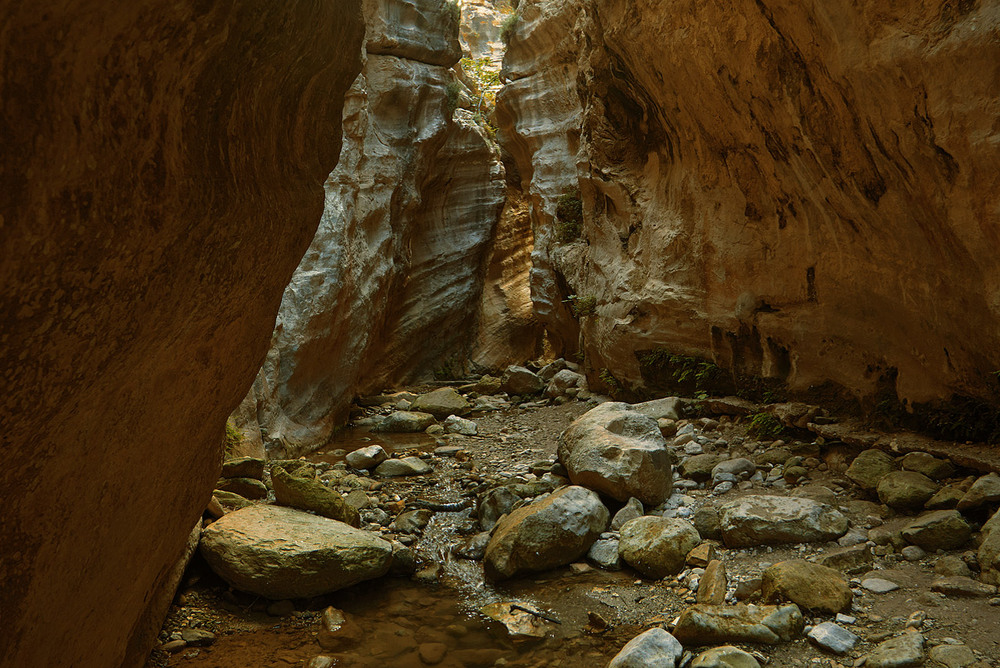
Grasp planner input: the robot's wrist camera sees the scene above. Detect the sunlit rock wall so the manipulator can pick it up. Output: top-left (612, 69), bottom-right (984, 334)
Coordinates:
top-left (500, 0), bottom-right (1000, 410)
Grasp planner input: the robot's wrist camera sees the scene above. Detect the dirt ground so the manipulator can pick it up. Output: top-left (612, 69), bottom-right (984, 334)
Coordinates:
top-left (149, 394), bottom-right (1000, 668)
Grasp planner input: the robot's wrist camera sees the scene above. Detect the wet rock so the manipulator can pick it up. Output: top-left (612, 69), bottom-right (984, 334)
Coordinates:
top-left (861, 577), bottom-right (900, 593)
top-left (545, 369), bottom-right (586, 397)
top-left (484, 486), bottom-right (609, 581)
top-left (865, 630), bottom-right (925, 668)
top-left (345, 445), bottom-right (388, 470)
top-left (812, 544), bottom-right (873, 575)
top-left (978, 508), bottom-right (1000, 585)
top-left (480, 601), bottom-right (555, 642)
top-left (876, 471), bottom-right (940, 511)
top-left (418, 642), bottom-right (448, 665)
top-left (455, 532), bottom-right (491, 560)
top-left (306, 656), bottom-right (335, 668)
top-left (410, 387), bottom-right (470, 418)
top-left (200, 505), bottom-right (392, 598)
top-left (443, 415), bottom-right (477, 435)
top-left (846, 449), bottom-right (895, 490)
top-left (690, 645), bottom-right (760, 668)
top-left (272, 465), bottom-right (360, 526)
top-left (680, 454), bottom-right (723, 482)
top-left (761, 560), bottom-right (852, 614)
top-left (930, 576), bottom-right (998, 598)
top-left (501, 366), bottom-right (544, 395)
top-left (719, 495), bottom-right (848, 547)
top-left (925, 485), bottom-right (966, 510)
top-left (216, 477), bottom-right (268, 500)
top-left (180, 628), bottom-right (216, 647)
top-left (957, 473), bottom-right (1000, 511)
top-left (612, 497), bottom-right (644, 530)
top-left (375, 411), bottom-right (436, 433)
top-left (608, 627), bottom-right (683, 668)
top-left (928, 644), bottom-right (977, 668)
top-left (393, 509), bottom-right (432, 534)
top-left (631, 397), bottom-right (684, 421)
top-left (807, 622), bottom-right (858, 655)
top-left (374, 456), bottom-right (432, 477)
top-left (672, 603), bottom-right (804, 645)
top-left (388, 540), bottom-right (417, 577)
top-left (900, 510), bottom-right (972, 551)
top-left (317, 606), bottom-right (362, 652)
top-left (618, 516), bottom-right (701, 579)
top-left (558, 402), bottom-right (673, 505)
top-left (587, 537), bottom-right (624, 570)
top-left (935, 555), bottom-right (973, 578)
top-left (900, 452), bottom-right (955, 481)
top-left (697, 559), bottom-right (727, 605)
top-left (478, 486), bottom-right (520, 531)
top-left (221, 457), bottom-right (266, 480)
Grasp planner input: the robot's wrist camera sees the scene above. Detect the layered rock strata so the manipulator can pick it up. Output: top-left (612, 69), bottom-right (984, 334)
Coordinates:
top-left (0, 2), bottom-right (364, 666)
top-left (251, 0), bottom-right (507, 456)
top-left (498, 0), bottom-right (1000, 411)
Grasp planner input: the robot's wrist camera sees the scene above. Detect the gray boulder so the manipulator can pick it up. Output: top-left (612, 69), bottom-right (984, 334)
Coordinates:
top-left (690, 646), bottom-right (761, 668)
top-left (846, 449), bottom-right (895, 490)
top-left (719, 495), bottom-right (848, 547)
top-left (957, 473), bottom-right (1000, 511)
top-left (409, 387), bottom-right (470, 418)
top-left (608, 628), bottom-right (683, 668)
top-left (611, 497), bottom-right (644, 530)
top-left (807, 622), bottom-right (859, 655)
top-left (375, 411), bottom-right (436, 433)
top-left (672, 603), bottom-right (803, 645)
top-left (545, 369), bottom-right (586, 398)
top-left (876, 471), bottom-right (940, 511)
top-left (587, 537), bottom-right (624, 570)
top-left (618, 516), bottom-right (701, 579)
top-left (374, 456), bottom-right (432, 477)
top-left (344, 445), bottom-right (387, 470)
top-left (630, 397), bottom-right (683, 421)
top-left (558, 402), bottom-right (673, 505)
top-left (443, 415), bottom-right (477, 435)
top-left (901, 510), bottom-right (972, 551)
top-left (484, 486), bottom-right (608, 581)
top-left (501, 365), bottom-right (544, 395)
top-left (199, 504), bottom-right (392, 599)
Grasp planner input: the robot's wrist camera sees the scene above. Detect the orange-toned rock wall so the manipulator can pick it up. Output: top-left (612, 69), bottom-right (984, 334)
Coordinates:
top-left (0, 3), bottom-right (363, 666)
top-left (500, 0), bottom-right (1000, 410)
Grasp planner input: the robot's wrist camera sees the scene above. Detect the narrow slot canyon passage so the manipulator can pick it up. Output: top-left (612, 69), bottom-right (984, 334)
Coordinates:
top-left (3, 1), bottom-right (1000, 668)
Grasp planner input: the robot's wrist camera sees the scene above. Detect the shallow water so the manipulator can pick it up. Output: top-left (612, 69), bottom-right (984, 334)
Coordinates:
top-left (308, 426), bottom-right (438, 465)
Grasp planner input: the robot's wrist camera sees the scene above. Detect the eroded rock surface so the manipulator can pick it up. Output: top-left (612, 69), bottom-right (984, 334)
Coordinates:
top-left (499, 0), bottom-right (1000, 411)
top-left (0, 3), bottom-right (363, 666)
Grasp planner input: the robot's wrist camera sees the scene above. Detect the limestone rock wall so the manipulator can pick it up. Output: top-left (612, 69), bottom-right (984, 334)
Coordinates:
top-left (253, 0), bottom-right (506, 456)
top-left (500, 0), bottom-right (1000, 410)
top-left (0, 3), bottom-right (363, 667)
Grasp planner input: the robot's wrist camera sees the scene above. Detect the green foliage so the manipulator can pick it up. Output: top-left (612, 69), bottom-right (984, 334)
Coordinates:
top-left (556, 190), bottom-right (583, 242)
top-left (445, 0), bottom-right (461, 26)
top-left (500, 11), bottom-right (520, 44)
top-left (445, 81), bottom-right (463, 113)
top-left (224, 420), bottom-right (243, 456)
top-left (746, 412), bottom-right (785, 440)
top-left (636, 349), bottom-right (725, 390)
top-left (565, 294), bottom-right (597, 318)
top-left (599, 368), bottom-right (624, 399)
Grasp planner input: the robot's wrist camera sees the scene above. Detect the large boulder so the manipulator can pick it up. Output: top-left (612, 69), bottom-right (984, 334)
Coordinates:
top-left (271, 465), bottom-right (360, 527)
top-left (200, 504), bottom-right (392, 599)
top-left (618, 516), bottom-right (702, 579)
top-left (691, 646), bottom-right (761, 668)
top-left (761, 560), bottom-right (853, 614)
top-left (374, 411), bottom-right (436, 433)
top-left (672, 604), bottom-right (804, 645)
top-left (719, 495), bottom-right (849, 547)
top-left (957, 473), bottom-right (1000, 511)
top-left (409, 387), bottom-right (470, 418)
top-left (501, 365), bottom-right (545, 395)
top-left (901, 510), bottom-right (972, 551)
top-left (608, 628), bottom-right (683, 668)
top-left (558, 402), bottom-right (673, 505)
top-left (484, 486), bottom-right (609, 581)
top-left (978, 509), bottom-right (1000, 586)
top-left (845, 449), bottom-right (895, 490)
top-left (876, 471), bottom-right (940, 511)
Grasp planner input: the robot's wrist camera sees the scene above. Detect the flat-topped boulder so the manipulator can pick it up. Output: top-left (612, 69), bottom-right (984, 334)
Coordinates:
top-left (719, 495), bottom-right (849, 547)
top-left (200, 504), bottom-right (392, 599)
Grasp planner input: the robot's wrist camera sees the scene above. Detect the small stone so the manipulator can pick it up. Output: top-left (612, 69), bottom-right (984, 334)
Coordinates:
top-left (612, 497), bottom-right (645, 530)
top-left (160, 639), bottom-right (187, 653)
top-left (345, 445), bottom-right (388, 470)
top-left (861, 577), bottom-right (900, 593)
top-left (179, 629), bottom-right (216, 647)
top-left (317, 607), bottom-right (362, 652)
top-left (901, 545), bottom-right (926, 561)
top-left (835, 614), bottom-right (856, 625)
top-left (697, 560), bottom-right (728, 605)
top-left (935, 555), bottom-right (972, 578)
top-left (807, 622), bottom-right (859, 655)
top-left (687, 542), bottom-right (717, 568)
top-left (734, 577), bottom-right (762, 601)
top-left (443, 415), bottom-right (477, 436)
top-left (608, 627), bottom-right (683, 668)
top-left (374, 456), bottom-right (432, 477)
top-left (928, 644), bottom-right (976, 668)
top-left (905, 611), bottom-right (926, 629)
top-left (690, 645), bottom-right (761, 668)
top-left (762, 560), bottom-right (853, 614)
top-left (812, 544), bottom-right (873, 575)
top-left (393, 509), bottom-right (432, 534)
top-left (587, 537), bottom-right (624, 570)
top-left (418, 642), bottom-right (448, 665)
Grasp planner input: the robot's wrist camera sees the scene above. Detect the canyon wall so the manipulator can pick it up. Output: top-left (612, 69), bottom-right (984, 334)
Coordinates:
top-left (0, 3), bottom-right (364, 666)
top-left (499, 0), bottom-right (1000, 412)
top-left (251, 0), bottom-right (507, 456)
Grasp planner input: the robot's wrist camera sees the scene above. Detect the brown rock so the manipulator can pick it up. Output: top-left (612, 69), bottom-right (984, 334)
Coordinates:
top-left (687, 542), bottom-right (718, 568)
top-left (1, 3), bottom-right (363, 663)
top-left (317, 607), bottom-right (363, 652)
top-left (697, 560), bottom-right (728, 605)
top-left (761, 560), bottom-right (853, 614)
top-left (811, 544), bottom-right (873, 575)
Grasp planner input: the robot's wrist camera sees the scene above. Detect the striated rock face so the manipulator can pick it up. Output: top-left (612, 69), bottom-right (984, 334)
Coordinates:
top-left (252, 0), bottom-right (507, 455)
top-left (0, 2), bottom-right (364, 667)
top-left (499, 0), bottom-right (1000, 410)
